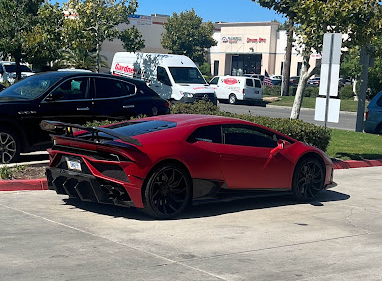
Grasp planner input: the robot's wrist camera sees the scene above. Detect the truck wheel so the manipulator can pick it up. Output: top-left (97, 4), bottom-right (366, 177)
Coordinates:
top-left (229, 94), bottom-right (237, 105)
top-left (0, 128), bottom-right (21, 164)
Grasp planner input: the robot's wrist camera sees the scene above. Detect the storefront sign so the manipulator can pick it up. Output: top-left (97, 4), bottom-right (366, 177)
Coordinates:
top-left (222, 36), bottom-right (242, 44)
top-left (128, 14), bottom-right (152, 26)
top-left (247, 37), bottom-right (266, 43)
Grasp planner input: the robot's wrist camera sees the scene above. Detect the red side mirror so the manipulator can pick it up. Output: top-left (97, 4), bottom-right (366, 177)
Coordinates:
top-left (270, 139), bottom-right (291, 156)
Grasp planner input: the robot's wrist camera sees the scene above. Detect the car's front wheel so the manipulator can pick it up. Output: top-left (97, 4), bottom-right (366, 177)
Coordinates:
top-left (292, 157), bottom-right (325, 201)
top-left (0, 128), bottom-right (20, 164)
top-left (142, 163), bottom-right (192, 219)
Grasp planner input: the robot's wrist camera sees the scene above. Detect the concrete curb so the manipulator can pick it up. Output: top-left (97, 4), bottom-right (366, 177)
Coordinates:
top-left (0, 158), bottom-right (381, 192)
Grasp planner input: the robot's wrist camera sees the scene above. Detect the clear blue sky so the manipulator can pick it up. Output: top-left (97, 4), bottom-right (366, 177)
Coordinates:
top-left (53, 0), bottom-right (285, 23)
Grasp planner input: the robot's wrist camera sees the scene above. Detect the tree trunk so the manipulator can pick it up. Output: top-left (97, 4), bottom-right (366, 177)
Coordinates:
top-left (290, 55), bottom-right (319, 119)
top-left (96, 39), bottom-right (101, 73)
top-left (281, 17), bottom-right (293, 96)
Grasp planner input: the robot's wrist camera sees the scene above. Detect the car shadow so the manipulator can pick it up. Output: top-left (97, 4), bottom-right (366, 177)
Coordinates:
top-left (62, 189), bottom-right (350, 221)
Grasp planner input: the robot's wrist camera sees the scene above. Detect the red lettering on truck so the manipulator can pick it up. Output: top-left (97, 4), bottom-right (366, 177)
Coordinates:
top-left (114, 63), bottom-right (136, 74)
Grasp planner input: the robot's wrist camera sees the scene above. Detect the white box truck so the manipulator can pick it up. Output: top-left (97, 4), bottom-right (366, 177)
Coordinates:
top-left (110, 52), bottom-right (217, 105)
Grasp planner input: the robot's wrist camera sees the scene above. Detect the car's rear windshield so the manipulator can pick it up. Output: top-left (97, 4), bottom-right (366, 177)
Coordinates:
top-left (0, 75), bottom-right (60, 100)
top-left (4, 65), bottom-right (32, 72)
top-left (106, 120), bottom-right (177, 136)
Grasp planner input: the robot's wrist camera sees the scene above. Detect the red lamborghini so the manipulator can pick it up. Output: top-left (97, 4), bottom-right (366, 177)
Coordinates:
top-left (43, 114), bottom-right (335, 219)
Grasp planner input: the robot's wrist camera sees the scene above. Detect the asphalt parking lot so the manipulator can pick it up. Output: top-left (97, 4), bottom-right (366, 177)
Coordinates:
top-left (0, 167), bottom-right (381, 281)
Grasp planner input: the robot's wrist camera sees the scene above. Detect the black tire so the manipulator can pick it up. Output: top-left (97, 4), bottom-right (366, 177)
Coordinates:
top-left (0, 127), bottom-right (21, 164)
top-left (375, 123), bottom-right (382, 135)
top-left (142, 163), bottom-right (192, 219)
top-left (228, 94), bottom-right (237, 105)
top-left (292, 157), bottom-right (325, 201)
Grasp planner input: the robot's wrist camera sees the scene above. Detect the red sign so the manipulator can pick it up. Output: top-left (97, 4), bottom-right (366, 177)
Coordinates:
top-left (224, 78), bottom-right (238, 85)
top-left (247, 37), bottom-right (266, 43)
top-left (114, 63), bottom-right (136, 74)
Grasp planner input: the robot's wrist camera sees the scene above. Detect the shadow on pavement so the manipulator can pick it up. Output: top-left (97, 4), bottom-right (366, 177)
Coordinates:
top-left (63, 189), bottom-right (350, 221)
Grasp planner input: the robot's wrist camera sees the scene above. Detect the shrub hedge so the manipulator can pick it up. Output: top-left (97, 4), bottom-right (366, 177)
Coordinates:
top-left (339, 85), bottom-right (355, 100)
top-left (87, 100), bottom-right (332, 152)
top-left (170, 101), bottom-right (332, 151)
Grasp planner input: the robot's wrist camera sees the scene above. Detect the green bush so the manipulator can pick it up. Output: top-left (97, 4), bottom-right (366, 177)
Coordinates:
top-left (339, 85), bottom-right (355, 99)
top-left (304, 87), bottom-right (319, 97)
top-left (171, 100), bottom-right (332, 151)
top-left (263, 85), bottom-right (281, 96)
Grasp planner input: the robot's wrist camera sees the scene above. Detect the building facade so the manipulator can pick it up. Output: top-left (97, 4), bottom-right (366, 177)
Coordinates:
top-left (100, 15), bottom-right (319, 77)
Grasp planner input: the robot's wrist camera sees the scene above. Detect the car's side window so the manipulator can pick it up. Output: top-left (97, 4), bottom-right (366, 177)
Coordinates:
top-left (52, 78), bottom-right (88, 100)
top-left (123, 81), bottom-right (137, 95)
top-left (209, 77), bottom-right (219, 85)
top-left (222, 125), bottom-right (278, 148)
top-left (187, 125), bottom-right (222, 144)
top-left (95, 78), bottom-right (128, 99)
top-left (157, 66), bottom-right (172, 86)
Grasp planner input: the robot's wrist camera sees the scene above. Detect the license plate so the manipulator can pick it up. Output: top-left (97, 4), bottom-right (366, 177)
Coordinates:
top-left (66, 158), bottom-right (82, 172)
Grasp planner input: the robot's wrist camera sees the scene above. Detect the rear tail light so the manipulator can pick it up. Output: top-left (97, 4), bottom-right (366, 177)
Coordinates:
top-left (164, 101), bottom-right (170, 108)
top-left (243, 89), bottom-right (245, 95)
top-left (365, 109), bottom-right (369, 120)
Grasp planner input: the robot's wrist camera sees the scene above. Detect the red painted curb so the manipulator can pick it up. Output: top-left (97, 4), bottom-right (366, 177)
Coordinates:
top-left (333, 159), bottom-right (382, 169)
top-left (0, 178), bottom-right (48, 191)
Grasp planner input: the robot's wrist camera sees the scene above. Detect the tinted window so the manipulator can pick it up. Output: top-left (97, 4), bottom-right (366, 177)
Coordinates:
top-left (4, 64), bottom-right (32, 72)
top-left (254, 79), bottom-right (261, 88)
top-left (246, 79), bottom-right (253, 87)
top-left (222, 125), bottom-right (277, 148)
top-left (188, 125), bottom-right (222, 143)
top-left (95, 78), bottom-right (128, 98)
top-left (123, 81), bottom-right (137, 95)
top-left (157, 66), bottom-right (172, 86)
top-left (52, 78), bottom-right (88, 100)
top-left (209, 77), bottom-right (219, 85)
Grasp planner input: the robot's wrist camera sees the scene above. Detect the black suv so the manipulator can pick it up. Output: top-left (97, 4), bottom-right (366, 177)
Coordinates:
top-left (0, 72), bottom-right (169, 163)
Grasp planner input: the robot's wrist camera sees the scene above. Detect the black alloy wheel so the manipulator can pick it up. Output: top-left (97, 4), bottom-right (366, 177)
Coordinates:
top-left (0, 129), bottom-right (20, 164)
top-left (292, 157), bottom-right (325, 201)
top-left (143, 163), bottom-right (192, 219)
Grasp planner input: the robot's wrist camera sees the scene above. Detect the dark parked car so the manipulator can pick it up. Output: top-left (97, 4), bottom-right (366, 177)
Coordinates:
top-left (364, 91), bottom-right (382, 134)
top-left (45, 114), bottom-right (335, 219)
top-left (307, 77), bottom-right (320, 87)
top-left (289, 76), bottom-right (300, 86)
top-left (0, 72), bottom-right (169, 163)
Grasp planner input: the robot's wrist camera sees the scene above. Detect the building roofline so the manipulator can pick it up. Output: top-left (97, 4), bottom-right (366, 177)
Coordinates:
top-left (216, 21), bottom-right (279, 27)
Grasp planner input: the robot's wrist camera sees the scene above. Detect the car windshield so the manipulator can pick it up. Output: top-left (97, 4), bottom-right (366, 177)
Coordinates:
top-left (0, 75), bottom-right (60, 100)
top-left (4, 64), bottom-right (32, 72)
top-left (169, 67), bottom-right (206, 84)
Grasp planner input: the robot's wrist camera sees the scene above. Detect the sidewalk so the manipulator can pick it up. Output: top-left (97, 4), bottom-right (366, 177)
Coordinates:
top-left (1, 158), bottom-right (381, 192)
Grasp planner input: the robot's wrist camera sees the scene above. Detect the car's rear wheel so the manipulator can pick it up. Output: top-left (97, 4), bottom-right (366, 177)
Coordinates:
top-left (0, 128), bottom-right (20, 164)
top-left (292, 157), bottom-right (325, 201)
top-left (142, 163), bottom-right (192, 219)
top-left (229, 94), bottom-right (237, 105)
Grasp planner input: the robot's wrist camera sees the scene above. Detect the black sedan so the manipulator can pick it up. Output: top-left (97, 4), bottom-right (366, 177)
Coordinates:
top-left (0, 72), bottom-right (169, 163)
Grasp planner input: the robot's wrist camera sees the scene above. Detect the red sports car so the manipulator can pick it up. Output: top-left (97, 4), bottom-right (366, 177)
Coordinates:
top-left (43, 114), bottom-right (335, 219)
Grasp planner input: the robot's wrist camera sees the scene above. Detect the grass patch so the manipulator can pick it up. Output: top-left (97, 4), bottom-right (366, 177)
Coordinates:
top-left (267, 96), bottom-right (367, 112)
top-left (326, 129), bottom-right (382, 160)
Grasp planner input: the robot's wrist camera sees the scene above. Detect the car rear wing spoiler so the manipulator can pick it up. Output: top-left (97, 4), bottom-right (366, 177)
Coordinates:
top-left (40, 120), bottom-right (142, 147)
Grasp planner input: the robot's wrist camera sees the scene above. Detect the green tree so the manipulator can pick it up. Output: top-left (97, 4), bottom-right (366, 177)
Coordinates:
top-left (119, 26), bottom-right (145, 52)
top-left (161, 9), bottom-right (217, 65)
top-left (0, 0), bottom-right (63, 77)
top-left (253, 0), bottom-right (382, 119)
top-left (57, 48), bottom-right (109, 71)
top-left (64, 0), bottom-right (143, 72)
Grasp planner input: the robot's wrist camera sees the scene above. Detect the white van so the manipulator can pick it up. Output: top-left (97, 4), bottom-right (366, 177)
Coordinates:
top-left (110, 52), bottom-right (217, 105)
top-left (0, 61), bottom-right (35, 84)
top-left (209, 76), bottom-right (262, 104)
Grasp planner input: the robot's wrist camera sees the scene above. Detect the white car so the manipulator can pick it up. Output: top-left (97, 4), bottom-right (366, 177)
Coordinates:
top-left (0, 61), bottom-right (35, 84)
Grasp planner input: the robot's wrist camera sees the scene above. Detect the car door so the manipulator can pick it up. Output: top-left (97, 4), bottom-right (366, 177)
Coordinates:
top-left (149, 66), bottom-right (173, 100)
top-left (216, 124), bottom-right (292, 189)
top-left (91, 76), bottom-right (138, 120)
top-left (244, 78), bottom-right (255, 99)
top-left (32, 77), bottom-right (92, 144)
